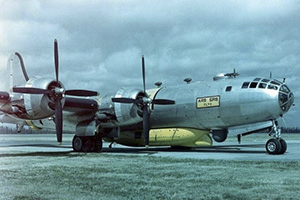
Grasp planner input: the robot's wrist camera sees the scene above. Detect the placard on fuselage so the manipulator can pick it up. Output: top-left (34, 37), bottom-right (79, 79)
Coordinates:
top-left (196, 95), bottom-right (220, 109)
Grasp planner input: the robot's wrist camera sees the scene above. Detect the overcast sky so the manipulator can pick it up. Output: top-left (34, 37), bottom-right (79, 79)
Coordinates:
top-left (0, 0), bottom-right (299, 127)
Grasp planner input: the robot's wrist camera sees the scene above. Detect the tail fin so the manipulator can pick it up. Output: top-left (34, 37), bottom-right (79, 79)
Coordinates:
top-left (15, 52), bottom-right (29, 82)
top-left (1, 52), bottom-right (29, 91)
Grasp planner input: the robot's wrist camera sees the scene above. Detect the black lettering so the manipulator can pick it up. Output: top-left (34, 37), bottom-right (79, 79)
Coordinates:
top-left (210, 97), bottom-right (218, 102)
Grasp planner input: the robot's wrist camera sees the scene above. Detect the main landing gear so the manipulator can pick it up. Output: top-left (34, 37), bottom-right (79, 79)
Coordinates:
top-left (265, 121), bottom-right (287, 155)
top-left (72, 135), bottom-right (103, 152)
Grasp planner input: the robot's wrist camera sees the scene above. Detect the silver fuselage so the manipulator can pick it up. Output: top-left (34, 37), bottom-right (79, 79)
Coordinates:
top-left (150, 77), bottom-right (294, 130)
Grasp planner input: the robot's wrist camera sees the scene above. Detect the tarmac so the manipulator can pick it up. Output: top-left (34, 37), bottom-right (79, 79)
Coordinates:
top-left (0, 133), bottom-right (299, 161)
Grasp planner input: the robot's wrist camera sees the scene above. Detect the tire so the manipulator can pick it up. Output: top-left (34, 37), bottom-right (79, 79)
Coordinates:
top-left (82, 137), bottom-right (93, 152)
top-left (266, 138), bottom-right (282, 155)
top-left (72, 136), bottom-right (83, 152)
top-left (279, 139), bottom-right (287, 154)
top-left (94, 138), bottom-right (103, 153)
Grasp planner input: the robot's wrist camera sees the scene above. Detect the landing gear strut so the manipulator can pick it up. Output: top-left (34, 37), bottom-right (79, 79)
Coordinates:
top-left (266, 121), bottom-right (287, 155)
top-left (72, 135), bottom-right (103, 153)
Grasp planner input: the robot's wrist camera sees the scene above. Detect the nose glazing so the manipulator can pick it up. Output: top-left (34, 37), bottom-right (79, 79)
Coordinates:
top-left (278, 84), bottom-right (294, 112)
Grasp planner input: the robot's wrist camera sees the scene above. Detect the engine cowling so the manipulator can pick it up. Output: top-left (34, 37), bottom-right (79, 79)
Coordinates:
top-left (113, 88), bottom-right (144, 126)
top-left (23, 77), bottom-right (63, 119)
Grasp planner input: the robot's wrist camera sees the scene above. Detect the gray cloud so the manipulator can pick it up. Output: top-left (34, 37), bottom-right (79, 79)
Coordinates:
top-left (0, 0), bottom-right (299, 127)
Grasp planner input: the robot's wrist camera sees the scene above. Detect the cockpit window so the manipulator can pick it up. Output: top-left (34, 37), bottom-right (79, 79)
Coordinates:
top-left (270, 81), bottom-right (280, 86)
top-left (261, 79), bottom-right (270, 83)
top-left (241, 82), bottom-right (250, 89)
top-left (241, 79), bottom-right (284, 91)
top-left (279, 84), bottom-right (294, 112)
top-left (249, 82), bottom-right (258, 88)
top-left (267, 84), bottom-right (278, 90)
top-left (258, 83), bottom-right (267, 89)
top-left (280, 85), bottom-right (290, 93)
top-left (274, 79), bottom-right (282, 84)
top-left (279, 93), bottom-right (288, 107)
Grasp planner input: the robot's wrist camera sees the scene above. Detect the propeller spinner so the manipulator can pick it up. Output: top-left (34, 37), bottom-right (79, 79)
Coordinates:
top-left (13, 39), bottom-right (99, 143)
top-left (111, 56), bottom-right (175, 146)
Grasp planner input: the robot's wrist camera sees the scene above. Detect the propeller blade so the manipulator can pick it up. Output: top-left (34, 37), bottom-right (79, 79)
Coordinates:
top-left (55, 97), bottom-right (63, 143)
top-left (153, 99), bottom-right (176, 105)
top-left (13, 87), bottom-right (51, 94)
top-left (65, 90), bottom-right (98, 97)
top-left (54, 39), bottom-right (59, 83)
top-left (111, 97), bottom-right (142, 104)
top-left (142, 55), bottom-right (146, 93)
top-left (143, 105), bottom-right (150, 147)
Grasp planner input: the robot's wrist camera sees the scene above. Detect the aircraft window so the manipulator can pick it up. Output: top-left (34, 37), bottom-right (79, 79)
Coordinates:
top-left (270, 81), bottom-right (280, 86)
top-left (274, 79), bottom-right (282, 84)
top-left (279, 93), bottom-right (288, 105)
top-left (261, 79), bottom-right (270, 83)
top-left (268, 84), bottom-right (278, 90)
top-left (249, 82), bottom-right (258, 88)
top-left (241, 82), bottom-right (250, 89)
top-left (225, 86), bottom-right (232, 92)
top-left (280, 85), bottom-right (290, 93)
top-left (258, 83), bottom-right (267, 89)
top-left (253, 78), bottom-right (261, 81)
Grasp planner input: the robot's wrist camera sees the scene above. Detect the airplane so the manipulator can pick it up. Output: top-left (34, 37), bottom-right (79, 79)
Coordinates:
top-left (0, 40), bottom-right (294, 155)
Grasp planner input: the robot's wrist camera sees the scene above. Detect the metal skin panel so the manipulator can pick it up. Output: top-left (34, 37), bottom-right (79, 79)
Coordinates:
top-left (23, 77), bottom-right (59, 119)
top-left (228, 121), bottom-right (273, 136)
top-left (0, 77), bottom-right (61, 120)
top-left (113, 88), bottom-right (143, 126)
top-left (150, 77), bottom-right (292, 131)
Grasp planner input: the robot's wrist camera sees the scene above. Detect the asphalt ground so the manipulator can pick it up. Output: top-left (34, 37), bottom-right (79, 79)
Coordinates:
top-left (0, 133), bottom-right (299, 161)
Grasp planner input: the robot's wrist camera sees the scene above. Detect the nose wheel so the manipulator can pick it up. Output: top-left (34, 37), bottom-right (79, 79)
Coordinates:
top-left (266, 121), bottom-right (287, 155)
top-left (266, 138), bottom-right (287, 154)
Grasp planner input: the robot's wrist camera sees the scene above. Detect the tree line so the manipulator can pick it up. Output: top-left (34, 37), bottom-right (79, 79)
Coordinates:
top-left (0, 125), bottom-right (56, 134)
top-left (281, 127), bottom-right (300, 133)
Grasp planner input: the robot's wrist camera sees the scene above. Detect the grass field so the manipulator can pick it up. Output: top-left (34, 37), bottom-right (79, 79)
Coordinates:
top-left (0, 133), bottom-right (300, 200)
top-left (1, 152), bottom-right (300, 200)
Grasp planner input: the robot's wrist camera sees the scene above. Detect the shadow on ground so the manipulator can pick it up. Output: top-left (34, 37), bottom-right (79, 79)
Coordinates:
top-left (0, 143), bottom-right (266, 157)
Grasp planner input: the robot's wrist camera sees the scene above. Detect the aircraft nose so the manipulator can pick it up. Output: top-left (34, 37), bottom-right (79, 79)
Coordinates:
top-left (278, 84), bottom-right (294, 113)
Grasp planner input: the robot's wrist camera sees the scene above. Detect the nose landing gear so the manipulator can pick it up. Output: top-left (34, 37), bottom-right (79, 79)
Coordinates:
top-left (266, 121), bottom-right (287, 155)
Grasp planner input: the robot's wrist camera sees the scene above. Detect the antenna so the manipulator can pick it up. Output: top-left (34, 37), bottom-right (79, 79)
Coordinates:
top-left (155, 82), bottom-right (162, 88)
top-left (184, 78), bottom-right (192, 84)
top-left (270, 72), bottom-right (272, 79)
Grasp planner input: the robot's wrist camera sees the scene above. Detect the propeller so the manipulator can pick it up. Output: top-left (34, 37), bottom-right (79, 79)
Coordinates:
top-left (13, 39), bottom-right (99, 143)
top-left (111, 56), bottom-right (175, 146)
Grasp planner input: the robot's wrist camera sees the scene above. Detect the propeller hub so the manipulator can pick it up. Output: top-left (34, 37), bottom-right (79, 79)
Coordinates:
top-left (142, 97), bottom-right (151, 105)
top-left (54, 87), bottom-right (65, 94)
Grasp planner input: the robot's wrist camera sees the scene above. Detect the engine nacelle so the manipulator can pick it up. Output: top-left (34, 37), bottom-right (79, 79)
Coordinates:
top-left (23, 77), bottom-right (63, 119)
top-left (113, 88), bottom-right (144, 126)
